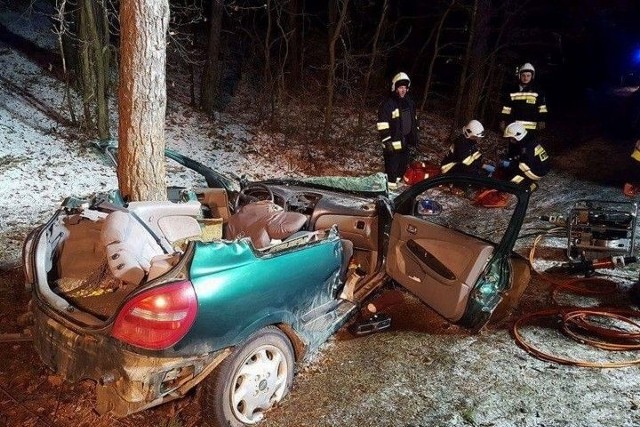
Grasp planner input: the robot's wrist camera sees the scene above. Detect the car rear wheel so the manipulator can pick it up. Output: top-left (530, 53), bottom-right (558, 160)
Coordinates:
top-left (201, 326), bottom-right (295, 427)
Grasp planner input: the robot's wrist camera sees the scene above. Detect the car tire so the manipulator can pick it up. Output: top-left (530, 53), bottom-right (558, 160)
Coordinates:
top-left (201, 326), bottom-right (295, 427)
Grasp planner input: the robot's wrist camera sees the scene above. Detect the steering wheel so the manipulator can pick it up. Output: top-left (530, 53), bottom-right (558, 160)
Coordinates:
top-left (234, 183), bottom-right (275, 211)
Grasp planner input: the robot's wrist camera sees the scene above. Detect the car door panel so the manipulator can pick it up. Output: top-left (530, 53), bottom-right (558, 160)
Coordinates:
top-left (387, 214), bottom-right (494, 321)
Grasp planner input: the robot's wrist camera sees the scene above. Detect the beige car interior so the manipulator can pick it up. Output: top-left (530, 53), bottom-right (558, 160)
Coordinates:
top-left (101, 210), bottom-right (167, 285)
top-left (100, 201), bottom-right (208, 285)
top-left (226, 200), bottom-right (308, 249)
top-left (314, 213), bottom-right (379, 278)
top-left (386, 214), bottom-right (495, 322)
top-left (94, 193), bottom-right (315, 285)
top-left (195, 187), bottom-right (232, 222)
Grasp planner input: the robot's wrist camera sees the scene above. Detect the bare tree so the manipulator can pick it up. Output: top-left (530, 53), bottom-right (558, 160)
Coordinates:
top-left (54, 0), bottom-right (111, 139)
top-left (201, 0), bottom-right (224, 114)
top-left (419, 0), bottom-right (458, 112)
top-left (53, 0), bottom-right (77, 125)
top-left (357, 0), bottom-right (389, 135)
top-left (79, 0), bottom-right (110, 139)
top-left (117, 0), bottom-right (169, 201)
top-left (323, 0), bottom-right (350, 142)
top-left (287, 0), bottom-right (303, 85)
top-left (451, 0), bottom-right (492, 136)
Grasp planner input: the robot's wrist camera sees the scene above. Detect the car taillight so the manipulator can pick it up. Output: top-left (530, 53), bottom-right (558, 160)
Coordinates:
top-left (112, 280), bottom-right (198, 350)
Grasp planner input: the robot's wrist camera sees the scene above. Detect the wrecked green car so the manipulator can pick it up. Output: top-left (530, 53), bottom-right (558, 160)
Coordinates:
top-left (23, 151), bottom-right (531, 426)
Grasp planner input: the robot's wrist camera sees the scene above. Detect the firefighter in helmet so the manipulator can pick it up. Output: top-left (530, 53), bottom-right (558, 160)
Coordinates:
top-left (440, 119), bottom-right (484, 175)
top-left (500, 122), bottom-right (550, 191)
top-left (499, 63), bottom-right (548, 133)
top-left (377, 72), bottom-right (419, 190)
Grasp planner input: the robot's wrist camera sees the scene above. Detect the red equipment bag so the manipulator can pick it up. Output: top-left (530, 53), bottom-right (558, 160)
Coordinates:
top-left (403, 161), bottom-right (440, 186)
top-left (473, 189), bottom-right (510, 208)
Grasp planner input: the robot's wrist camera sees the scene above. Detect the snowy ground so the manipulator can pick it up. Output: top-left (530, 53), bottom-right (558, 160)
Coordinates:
top-left (2, 2), bottom-right (640, 426)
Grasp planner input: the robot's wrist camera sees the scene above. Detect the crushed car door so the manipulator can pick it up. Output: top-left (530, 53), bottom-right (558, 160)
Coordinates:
top-left (386, 175), bottom-right (529, 329)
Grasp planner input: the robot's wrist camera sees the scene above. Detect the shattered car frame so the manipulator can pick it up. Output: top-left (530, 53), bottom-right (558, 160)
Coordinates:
top-left (23, 149), bottom-right (532, 426)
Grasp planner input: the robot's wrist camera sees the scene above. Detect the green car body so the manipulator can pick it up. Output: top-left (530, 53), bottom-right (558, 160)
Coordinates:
top-left (24, 149), bottom-right (532, 424)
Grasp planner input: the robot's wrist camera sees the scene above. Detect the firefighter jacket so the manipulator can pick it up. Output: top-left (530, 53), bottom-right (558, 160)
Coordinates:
top-left (631, 139), bottom-right (640, 163)
top-left (440, 135), bottom-right (482, 174)
top-left (506, 133), bottom-right (550, 186)
top-left (377, 94), bottom-right (419, 153)
top-left (500, 83), bottom-right (548, 130)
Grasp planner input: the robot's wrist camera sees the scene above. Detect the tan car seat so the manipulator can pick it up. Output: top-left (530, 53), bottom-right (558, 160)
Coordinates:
top-left (226, 200), bottom-right (307, 249)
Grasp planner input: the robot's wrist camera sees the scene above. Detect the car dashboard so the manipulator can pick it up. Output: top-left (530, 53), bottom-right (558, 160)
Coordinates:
top-left (243, 184), bottom-right (381, 251)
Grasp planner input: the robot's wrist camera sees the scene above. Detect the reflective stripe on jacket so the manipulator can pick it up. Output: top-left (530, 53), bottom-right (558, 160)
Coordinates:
top-left (500, 83), bottom-right (548, 129)
top-left (377, 94), bottom-right (418, 152)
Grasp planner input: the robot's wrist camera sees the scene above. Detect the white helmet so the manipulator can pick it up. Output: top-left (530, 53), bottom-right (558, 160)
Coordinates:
top-left (462, 119), bottom-right (485, 138)
top-left (503, 122), bottom-right (527, 141)
top-left (519, 63), bottom-right (535, 76)
top-left (391, 72), bottom-right (411, 92)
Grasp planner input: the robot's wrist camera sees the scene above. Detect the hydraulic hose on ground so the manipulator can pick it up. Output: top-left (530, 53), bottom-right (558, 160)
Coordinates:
top-left (512, 228), bottom-right (640, 368)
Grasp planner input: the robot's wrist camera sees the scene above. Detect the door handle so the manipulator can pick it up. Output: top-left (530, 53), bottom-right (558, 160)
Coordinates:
top-left (406, 239), bottom-right (457, 281)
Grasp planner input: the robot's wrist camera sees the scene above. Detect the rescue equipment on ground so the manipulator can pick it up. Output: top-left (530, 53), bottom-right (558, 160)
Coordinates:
top-left (473, 189), bottom-right (509, 208)
top-left (352, 313), bottom-right (392, 336)
top-left (561, 255), bottom-right (637, 276)
top-left (514, 214), bottom-right (640, 368)
top-left (564, 200), bottom-right (637, 261)
top-left (403, 161), bottom-right (440, 185)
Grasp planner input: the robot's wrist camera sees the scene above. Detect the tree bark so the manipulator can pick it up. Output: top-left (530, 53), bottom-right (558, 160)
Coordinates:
top-left (118, 0), bottom-right (169, 201)
top-left (76, 0), bottom-right (110, 139)
top-left (452, 0), bottom-right (492, 137)
top-left (323, 0), bottom-right (349, 142)
top-left (287, 0), bottom-right (303, 85)
top-left (358, 0), bottom-right (388, 133)
top-left (201, 0), bottom-right (224, 114)
top-left (420, 0), bottom-right (456, 112)
top-left (82, 0), bottom-right (110, 139)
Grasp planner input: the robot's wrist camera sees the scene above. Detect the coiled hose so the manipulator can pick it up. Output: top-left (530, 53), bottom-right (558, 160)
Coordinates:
top-left (512, 228), bottom-right (640, 367)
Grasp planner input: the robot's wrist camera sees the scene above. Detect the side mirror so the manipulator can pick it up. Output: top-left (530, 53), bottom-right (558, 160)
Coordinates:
top-left (415, 198), bottom-right (442, 217)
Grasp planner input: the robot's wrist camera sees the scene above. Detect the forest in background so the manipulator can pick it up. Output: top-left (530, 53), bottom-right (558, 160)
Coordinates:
top-left (6, 0), bottom-right (640, 145)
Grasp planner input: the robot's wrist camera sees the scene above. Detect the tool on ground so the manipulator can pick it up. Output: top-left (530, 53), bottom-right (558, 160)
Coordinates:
top-left (352, 313), bottom-right (392, 336)
top-left (541, 200), bottom-right (637, 261)
top-left (561, 255), bottom-right (637, 276)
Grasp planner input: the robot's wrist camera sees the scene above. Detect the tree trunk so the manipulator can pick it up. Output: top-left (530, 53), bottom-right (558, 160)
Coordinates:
top-left (358, 0), bottom-right (388, 135)
top-left (118, 0), bottom-right (169, 202)
top-left (84, 0), bottom-right (110, 139)
top-left (451, 0), bottom-right (492, 137)
top-left (78, 6), bottom-right (94, 131)
top-left (287, 0), bottom-right (303, 85)
top-left (323, 0), bottom-right (349, 142)
top-left (56, 0), bottom-right (78, 124)
top-left (420, 0), bottom-right (455, 112)
top-left (264, 0), bottom-right (276, 118)
top-left (77, 0), bottom-right (110, 139)
top-left (201, 0), bottom-right (224, 114)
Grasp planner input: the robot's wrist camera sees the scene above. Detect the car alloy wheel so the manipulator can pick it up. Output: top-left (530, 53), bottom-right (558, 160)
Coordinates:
top-left (202, 326), bottom-right (295, 427)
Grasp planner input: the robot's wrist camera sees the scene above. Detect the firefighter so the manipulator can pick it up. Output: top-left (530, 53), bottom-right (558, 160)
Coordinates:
top-left (500, 122), bottom-right (550, 191)
top-left (623, 139), bottom-right (640, 196)
top-left (440, 119), bottom-right (484, 175)
top-left (499, 63), bottom-right (548, 133)
top-left (377, 72), bottom-right (419, 190)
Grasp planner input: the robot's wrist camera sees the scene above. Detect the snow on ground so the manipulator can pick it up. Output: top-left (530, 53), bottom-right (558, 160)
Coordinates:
top-left (2, 3), bottom-right (640, 427)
